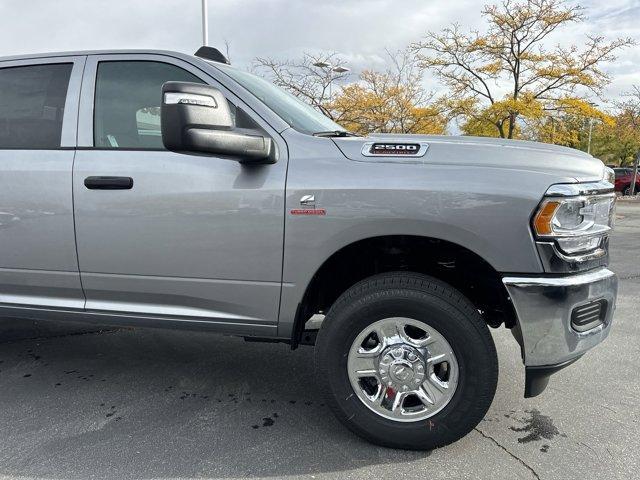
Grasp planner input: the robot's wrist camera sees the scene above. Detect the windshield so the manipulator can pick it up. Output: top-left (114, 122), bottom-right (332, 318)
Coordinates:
top-left (212, 63), bottom-right (345, 135)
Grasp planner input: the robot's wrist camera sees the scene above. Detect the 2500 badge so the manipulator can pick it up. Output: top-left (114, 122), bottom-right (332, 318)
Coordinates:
top-left (362, 142), bottom-right (427, 157)
top-left (371, 143), bottom-right (420, 155)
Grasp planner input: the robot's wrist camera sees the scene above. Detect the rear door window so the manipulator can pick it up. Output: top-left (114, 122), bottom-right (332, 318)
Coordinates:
top-left (0, 63), bottom-right (72, 149)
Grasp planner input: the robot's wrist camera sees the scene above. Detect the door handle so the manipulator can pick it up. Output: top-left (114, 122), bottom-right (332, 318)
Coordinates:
top-left (84, 176), bottom-right (133, 190)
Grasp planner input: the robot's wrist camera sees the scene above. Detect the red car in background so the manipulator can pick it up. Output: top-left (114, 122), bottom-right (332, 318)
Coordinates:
top-left (614, 168), bottom-right (640, 196)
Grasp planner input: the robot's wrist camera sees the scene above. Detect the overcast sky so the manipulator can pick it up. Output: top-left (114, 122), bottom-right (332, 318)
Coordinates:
top-left (1, 0), bottom-right (638, 103)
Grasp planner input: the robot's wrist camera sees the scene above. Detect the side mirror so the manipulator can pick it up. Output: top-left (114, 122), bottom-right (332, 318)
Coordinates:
top-left (161, 81), bottom-right (274, 163)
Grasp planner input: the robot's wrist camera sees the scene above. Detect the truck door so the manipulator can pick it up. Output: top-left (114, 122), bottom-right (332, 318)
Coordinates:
top-left (0, 56), bottom-right (85, 312)
top-left (72, 54), bottom-right (287, 335)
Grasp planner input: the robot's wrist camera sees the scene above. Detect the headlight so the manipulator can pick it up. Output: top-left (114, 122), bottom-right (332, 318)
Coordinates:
top-left (604, 166), bottom-right (615, 185)
top-left (533, 194), bottom-right (615, 256)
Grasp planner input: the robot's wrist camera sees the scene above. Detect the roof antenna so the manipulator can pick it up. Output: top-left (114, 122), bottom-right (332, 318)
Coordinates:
top-left (194, 46), bottom-right (230, 64)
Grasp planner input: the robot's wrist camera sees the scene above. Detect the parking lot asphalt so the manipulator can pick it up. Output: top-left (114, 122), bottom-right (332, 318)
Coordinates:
top-left (0, 203), bottom-right (639, 480)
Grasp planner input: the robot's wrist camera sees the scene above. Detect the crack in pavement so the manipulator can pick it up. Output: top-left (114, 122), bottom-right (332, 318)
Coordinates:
top-left (474, 427), bottom-right (541, 480)
top-left (619, 273), bottom-right (640, 281)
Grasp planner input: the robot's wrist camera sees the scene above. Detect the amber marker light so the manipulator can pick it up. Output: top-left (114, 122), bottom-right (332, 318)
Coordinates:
top-left (533, 201), bottom-right (561, 236)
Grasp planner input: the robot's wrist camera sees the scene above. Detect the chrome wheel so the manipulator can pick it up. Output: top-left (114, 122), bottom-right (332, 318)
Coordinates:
top-left (347, 317), bottom-right (459, 422)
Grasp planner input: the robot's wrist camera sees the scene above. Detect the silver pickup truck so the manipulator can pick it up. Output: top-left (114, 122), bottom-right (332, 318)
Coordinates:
top-left (0, 47), bottom-right (617, 450)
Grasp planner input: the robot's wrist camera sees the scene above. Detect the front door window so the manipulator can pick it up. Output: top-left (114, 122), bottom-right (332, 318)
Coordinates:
top-left (93, 61), bottom-right (203, 149)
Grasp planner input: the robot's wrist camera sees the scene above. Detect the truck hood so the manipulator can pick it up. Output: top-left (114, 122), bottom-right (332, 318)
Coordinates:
top-left (332, 134), bottom-right (605, 183)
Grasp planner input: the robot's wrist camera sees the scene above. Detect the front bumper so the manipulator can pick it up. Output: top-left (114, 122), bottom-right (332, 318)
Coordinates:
top-left (503, 267), bottom-right (617, 396)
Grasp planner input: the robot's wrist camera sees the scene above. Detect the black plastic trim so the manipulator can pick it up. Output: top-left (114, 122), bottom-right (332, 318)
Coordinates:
top-left (84, 176), bottom-right (133, 190)
top-left (524, 356), bottom-right (582, 398)
top-left (571, 299), bottom-right (607, 332)
top-left (290, 302), bottom-right (306, 350)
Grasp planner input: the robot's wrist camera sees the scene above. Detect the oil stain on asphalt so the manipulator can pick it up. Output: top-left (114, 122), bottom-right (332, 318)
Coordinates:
top-left (249, 399), bottom-right (325, 429)
top-left (509, 409), bottom-right (561, 444)
top-left (7, 346), bottom-right (329, 436)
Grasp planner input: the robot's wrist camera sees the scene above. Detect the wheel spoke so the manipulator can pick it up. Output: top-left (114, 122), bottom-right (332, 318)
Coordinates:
top-left (426, 353), bottom-right (446, 364)
top-left (373, 385), bottom-right (389, 405)
top-left (375, 321), bottom-right (400, 346)
top-left (426, 336), bottom-right (454, 359)
top-left (426, 350), bottom-right (454, 365)
top-left (415, 385), bottom-right (435, 406)
top-left (429, 373), bottom-right (450, 393)
top-left (421, 376), bottom-right (446, 405)
top-left (351, 351), bottom-right (378, 377)
top-left (391, 391), bottom-right (408, 413)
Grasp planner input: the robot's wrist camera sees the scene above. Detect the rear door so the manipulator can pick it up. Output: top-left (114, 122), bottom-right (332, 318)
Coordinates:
top-left (0, 56), bottom-right (85, 312)
top-left (73, 54), bottom-right (287, 335)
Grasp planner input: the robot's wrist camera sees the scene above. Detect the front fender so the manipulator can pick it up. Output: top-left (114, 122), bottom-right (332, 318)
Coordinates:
top-left (277, 129), bottom-right (572, 339)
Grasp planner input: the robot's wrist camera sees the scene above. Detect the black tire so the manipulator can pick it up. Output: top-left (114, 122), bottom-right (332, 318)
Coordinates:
top-left (315, 272), bottom-right (498, 450)
top-left (623, 185), bottom-right (636, 196)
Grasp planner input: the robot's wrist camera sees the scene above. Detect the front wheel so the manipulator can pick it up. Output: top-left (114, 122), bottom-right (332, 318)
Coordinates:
top-left (315, 272), bottom-right (498, 450)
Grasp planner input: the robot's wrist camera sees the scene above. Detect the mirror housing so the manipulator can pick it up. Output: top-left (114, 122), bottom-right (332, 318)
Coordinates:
top-left (161, 82), bottom-right (274, 164)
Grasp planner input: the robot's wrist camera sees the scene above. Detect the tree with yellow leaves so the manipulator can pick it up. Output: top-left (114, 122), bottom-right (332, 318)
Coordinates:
top-left (331, 51), bottom-right (447, 135)
top-left (412, 0), bottom-right (633, 139)
top-left (590, 86), bottom-right (640, 165)
top-left (523, 98), bottom-right (613, 148)
top-left (254, 49), bottom-right (447, 135)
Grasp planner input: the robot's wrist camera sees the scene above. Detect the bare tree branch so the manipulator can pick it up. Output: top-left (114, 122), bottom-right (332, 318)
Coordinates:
top-left (252, 52), bottom-right (349, 119)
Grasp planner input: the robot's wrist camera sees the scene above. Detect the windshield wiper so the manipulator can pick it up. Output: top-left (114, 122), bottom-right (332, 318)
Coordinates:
top-left (313, 130), bottom-right (359, 138)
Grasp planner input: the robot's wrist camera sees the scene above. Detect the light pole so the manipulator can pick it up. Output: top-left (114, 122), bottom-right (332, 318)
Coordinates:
top-left (587, 102), bottom-right (599, 155)
top-left (312, 62), bottom-right (350, 99)
top-left (545, 106), bottom-right (568, 144)
top-left (632, 150), bottom-right (640, 196)
top-left (587, 117), bottom-right (594, 154)
top-left (201, 0), bottom-right (209, 46)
